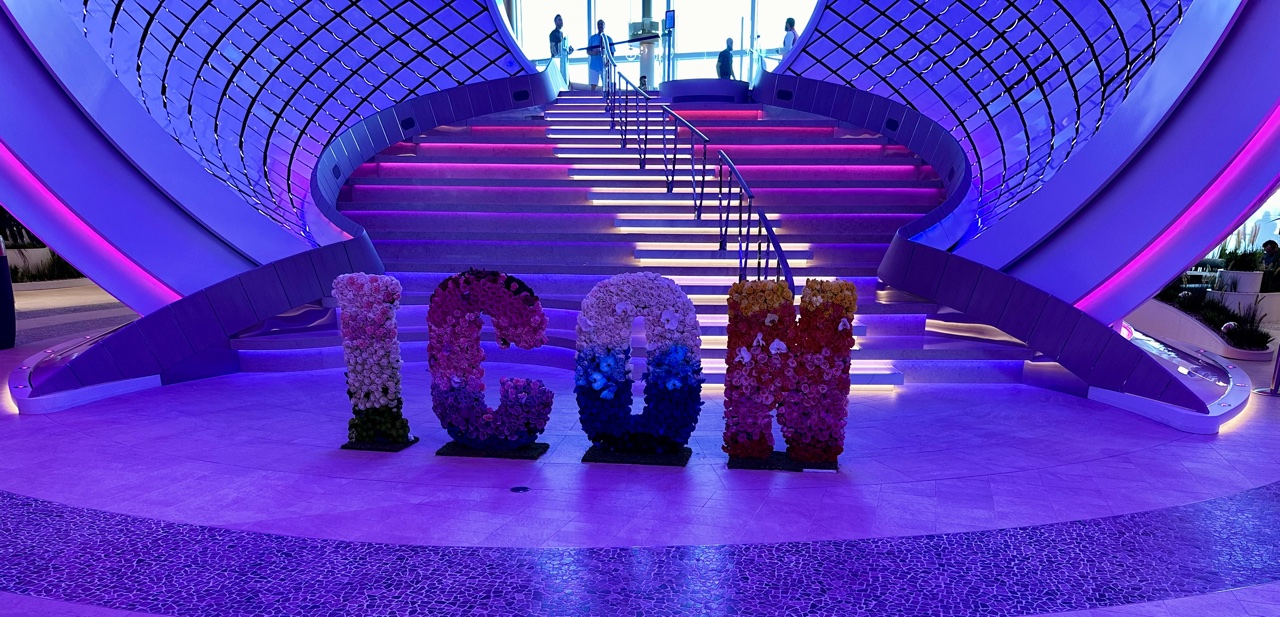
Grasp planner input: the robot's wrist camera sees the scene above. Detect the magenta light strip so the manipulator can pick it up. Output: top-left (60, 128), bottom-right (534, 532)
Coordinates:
top-left (1075, 102), bottom-right (1280, 318)
top-left (0, 138), bottom-right (180, 310)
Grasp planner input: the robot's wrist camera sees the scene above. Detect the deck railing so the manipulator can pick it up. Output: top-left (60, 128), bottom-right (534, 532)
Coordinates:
top-left (599, 73), bottom-right (793, 292)
top-left (716, 151), bottom-right (794, 291)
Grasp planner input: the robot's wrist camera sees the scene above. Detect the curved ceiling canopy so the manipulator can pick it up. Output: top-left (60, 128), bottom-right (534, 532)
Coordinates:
top-left (61, 0), bottom-right (530, 242)
top-left (780, 0), bottom-right (1189, 231)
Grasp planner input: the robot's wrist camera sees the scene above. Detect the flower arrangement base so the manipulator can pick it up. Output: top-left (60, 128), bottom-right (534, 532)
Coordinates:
top-left (727, 451), bottom-right (837, 473)
top-left (435, 441), bottom-right (550, 460)
top-left (341, 436), bottom-right (420, 453)
top-left (581, 444), bottom-right (692, 467)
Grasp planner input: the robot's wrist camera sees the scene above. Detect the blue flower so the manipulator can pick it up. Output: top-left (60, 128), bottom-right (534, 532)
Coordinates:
top-left (589, 372), bottom-right (606, 391)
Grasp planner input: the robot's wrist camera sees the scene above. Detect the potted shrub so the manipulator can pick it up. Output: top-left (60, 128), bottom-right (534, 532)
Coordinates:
top-left (1218, 249), bottom-right (1263, 294)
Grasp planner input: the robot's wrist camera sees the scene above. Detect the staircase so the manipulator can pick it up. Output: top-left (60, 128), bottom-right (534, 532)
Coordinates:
top-left (236, 90), bottom-right (1034, 384)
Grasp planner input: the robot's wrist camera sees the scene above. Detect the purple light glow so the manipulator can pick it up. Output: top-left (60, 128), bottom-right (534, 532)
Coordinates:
top-left (1075, 102), bottom-right (1280, 318)
top-left (0, 139), bottom-right (180, 309)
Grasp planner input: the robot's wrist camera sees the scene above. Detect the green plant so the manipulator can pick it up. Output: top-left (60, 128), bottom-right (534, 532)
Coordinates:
top-left (9, 252), bottom-right (82, 283)
top-left (1227, 299), bottom-right (1274, 351)
top-left (1156, 275), bottom-right (1185, 303)
top-left (1226, 250), bottom-right (1262, 272)
top-left (1158, 285), bottom-right (1273, 351)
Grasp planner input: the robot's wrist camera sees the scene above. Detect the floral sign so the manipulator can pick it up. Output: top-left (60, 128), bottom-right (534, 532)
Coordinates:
top-left (575, 272), bottom-right (703, 453)
top-left (723, 279), bottom-right (858, 464)
top-left (333, 273), bottom-right (414, 449)
top-left (427, 270), bottom-right (554, 450)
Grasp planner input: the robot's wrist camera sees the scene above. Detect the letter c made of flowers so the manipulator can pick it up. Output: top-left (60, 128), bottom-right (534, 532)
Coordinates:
top-left (427, 270), bottom-right (554, 450)
top-left (723, 279), bottom-right (858, 464)
top-left (575, 272), bottom-right (704, 453)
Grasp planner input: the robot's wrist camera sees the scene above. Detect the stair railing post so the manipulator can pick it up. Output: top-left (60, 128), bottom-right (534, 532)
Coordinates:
top-left (737, 183), bottom-right (746, 281)
top-left (640, 91), bottom-right (649, 169)
top-left (696, 139), bottom-right (706, 228)
top-left (663, 109), bottom-right (673, 192)
top-left (716, 156), bottom-right (726, 248)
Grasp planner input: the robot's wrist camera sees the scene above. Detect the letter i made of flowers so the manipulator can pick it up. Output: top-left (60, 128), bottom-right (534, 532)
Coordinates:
top-left (333, 273), bottom-right (417, 451)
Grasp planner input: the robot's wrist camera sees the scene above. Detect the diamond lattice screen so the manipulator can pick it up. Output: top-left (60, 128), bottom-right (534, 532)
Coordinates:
top-left (782, 0), bottom-right (1188, 229)
top-left (62, 0), bottom-right (527, 242)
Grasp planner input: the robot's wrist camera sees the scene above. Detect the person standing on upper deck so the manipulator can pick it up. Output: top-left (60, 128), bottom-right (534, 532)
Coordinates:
top-left (587, 20), bottom-right (615, 91)
top-left (717, 38), bottom-right (735, 80)
top-left (549, 14), bottom-right (574, 84)
top-left (782, 18), bottom-right (798, 54)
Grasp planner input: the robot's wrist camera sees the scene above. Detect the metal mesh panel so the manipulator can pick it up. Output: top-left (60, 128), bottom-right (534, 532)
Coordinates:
top-left (784, 0), bottom-right (1187, 229)
top-left (62, 0), bottom-right (526, 242)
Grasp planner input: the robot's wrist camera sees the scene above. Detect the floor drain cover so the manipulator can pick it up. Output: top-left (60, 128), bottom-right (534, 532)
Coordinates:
top-left (510, 486), bottom-right (530, 493)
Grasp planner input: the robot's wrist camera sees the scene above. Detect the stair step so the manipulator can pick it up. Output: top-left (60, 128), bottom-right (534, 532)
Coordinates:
top-left (379, 154), bottom-right (917, 167)
top-left (380, 260), bottom-right (882, 277)
top-left (632, 247), bottom-right (815, 260)
top-left (341, 201), bottom-right (934, 216)
top-left (347, 176), bottom-right (938, 190)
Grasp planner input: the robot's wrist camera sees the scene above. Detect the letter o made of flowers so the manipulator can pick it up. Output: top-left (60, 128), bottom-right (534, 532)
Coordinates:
top-left (333, 273), bottom-right (413, 446)
top-left (427, 270), bottom-right (554, 450)
top-left (575, 272), bottom-right (703, 453)
top-left (724, 279), bottom-right (858, 464)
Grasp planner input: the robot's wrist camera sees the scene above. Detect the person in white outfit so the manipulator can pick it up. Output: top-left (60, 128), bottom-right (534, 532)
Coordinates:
top-left (549, 14), bottom-right (573, 84)
top-left (782, 17), bottom-right (798, 54)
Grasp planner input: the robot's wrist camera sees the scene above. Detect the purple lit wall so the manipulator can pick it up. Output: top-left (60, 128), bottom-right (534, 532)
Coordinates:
top-left (55, 0), bottom-right (532, 242)
top-left (780, 0), bottom-right (1188, 233)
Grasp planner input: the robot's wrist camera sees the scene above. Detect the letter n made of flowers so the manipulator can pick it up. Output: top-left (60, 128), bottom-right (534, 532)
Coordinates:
top-left (724, 279), bottom-right (858, 464)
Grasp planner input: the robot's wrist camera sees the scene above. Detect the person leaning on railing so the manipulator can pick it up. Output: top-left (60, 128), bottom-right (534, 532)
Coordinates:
top-left (587, 19), bottom-right (615, 91)
top-left (782, 18), bottom-right (798, 53)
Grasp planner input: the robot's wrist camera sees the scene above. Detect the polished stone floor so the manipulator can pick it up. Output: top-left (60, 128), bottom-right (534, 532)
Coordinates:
top-left (2, 363), bottom-right (1269, 547)
top-left (1, 316), bottom-right (1280, 614)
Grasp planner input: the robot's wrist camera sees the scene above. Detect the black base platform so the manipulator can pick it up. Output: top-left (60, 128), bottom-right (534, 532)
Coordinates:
top-left (727, 451), bottom-right (838, 472)
top-left (581, 445), bottom-right (692, 467)
top-left (341, 435), bottom-right (420, 452)
top-left (435, 441), bottom-right (550, 460)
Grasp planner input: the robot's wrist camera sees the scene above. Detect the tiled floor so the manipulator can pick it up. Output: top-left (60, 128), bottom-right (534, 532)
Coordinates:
top-left (3, 477), bottom-right (1280, 615)
top-left (3, 308), bottom-right (1280, 614)
top-left (5, 361), bottom-right (1276, 549)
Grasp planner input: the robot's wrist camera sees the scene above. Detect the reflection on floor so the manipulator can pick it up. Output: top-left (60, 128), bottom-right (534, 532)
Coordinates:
top-left (2, 303), bottom-right (1280, 614)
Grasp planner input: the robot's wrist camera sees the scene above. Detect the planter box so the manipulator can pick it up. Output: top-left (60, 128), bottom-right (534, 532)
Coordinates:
top-left (1206, 290), bottom-right (1280, 323)
top-left (1216, 269), bottom-right (1263, 294)
top-left (1127, 299), bottom-right (1274, 362)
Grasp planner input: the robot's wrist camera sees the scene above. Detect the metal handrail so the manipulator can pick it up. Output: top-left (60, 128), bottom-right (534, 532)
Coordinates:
top-left (610, 72), bottom-right (652, 166)
top-left (717, 151), bottom-right (794, 293)
top-left (598, 75), bottom-right (788, 292)
top-left (662, 107), bottom-right (710, 217)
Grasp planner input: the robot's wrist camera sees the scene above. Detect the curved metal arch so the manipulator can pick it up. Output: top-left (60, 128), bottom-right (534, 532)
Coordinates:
top-left (799, 12), bottom-right (984, 180)
top-left (58, 0), bottom-right (532, 242)
top-left (780, 0), bottom-right (1187, 230)
top-left (268, 3), bottom-right (475, 223)
top-left (900, 0), bottom-right (1040, 199)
